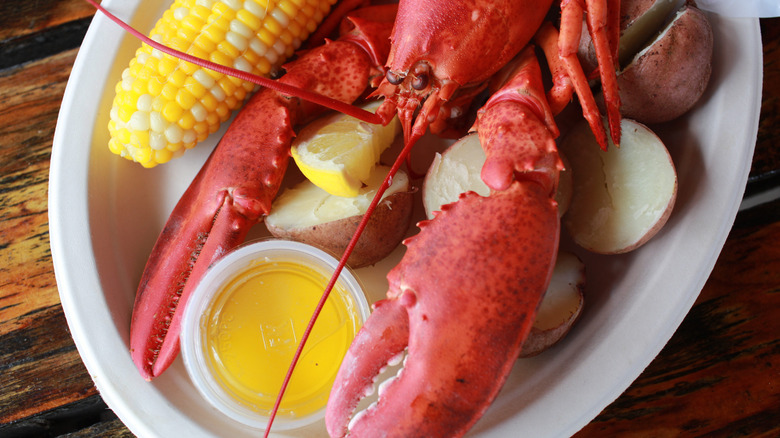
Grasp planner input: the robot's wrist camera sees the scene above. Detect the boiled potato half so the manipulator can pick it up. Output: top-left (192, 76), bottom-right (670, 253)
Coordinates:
top-left (266, 165), bottom-right (413, 268)
top-left (618, 4), bottom-right (713, 123)
top-left (520, 251), bottom-right (586, 358)
top-left (423, 132), bottom-right (573, 220)
top-left (560, 118), bottom-right (677, 254)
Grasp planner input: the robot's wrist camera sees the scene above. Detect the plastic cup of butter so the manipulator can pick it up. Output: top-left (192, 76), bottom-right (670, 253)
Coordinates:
top-left (180, 239), bottom-right (370, 431)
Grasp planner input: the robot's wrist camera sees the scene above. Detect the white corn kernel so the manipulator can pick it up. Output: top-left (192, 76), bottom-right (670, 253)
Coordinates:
top-left (193, 69), bottom-right (216, 88)
top-left (191, 102), bottom-right (207, 121)
top-left (244, 0), bottom-right (266, 19)
top-left (174, 7), bottom-right (190, 20)
top-left (223, 0), bottom-right (242, 11)
top-left (210, 85), bottom-right (226, 101)
top-left (182, 129), bottom-right (197, 144)
top-left (226, 30), bottom-right (248, 52)
top-left (234, 57), bottom-right (252, 73)
top-left (271, 8), bottom-right (289, 27)
top-left (230, 17), bottom-right (253, 38)
top-left (165, 123), bottom-right (184, 144)
top-left (249, 37), bottom-right (269, 57)
top-left (129, 111), bottom-right (150, 131)
top-left (150, 132), bottom-right (167, 150)
top-left (150, 112), bottom-right (166, 132)
top-left (137, 94), bottom-right (153, 112)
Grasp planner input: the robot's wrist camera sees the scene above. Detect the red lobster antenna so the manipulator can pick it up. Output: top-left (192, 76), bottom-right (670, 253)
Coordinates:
top-left (83, 0), bottom-right (383, 125)
top-left (262, 120), bottom-right (426, 436)
top-left (85, 1), bottom-right (416, 435)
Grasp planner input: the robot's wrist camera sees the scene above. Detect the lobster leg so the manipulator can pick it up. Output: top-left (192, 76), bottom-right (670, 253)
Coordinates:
top-left (130, 13), bottom-right (395, 380)
top-left (326, 46), bottom-right (561, 438)
top-left (557, 0), bottom-right (621, 148)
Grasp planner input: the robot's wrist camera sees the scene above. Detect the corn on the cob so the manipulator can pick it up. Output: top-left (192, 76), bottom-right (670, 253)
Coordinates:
top-left (107, 0), bottom-right (337, 168)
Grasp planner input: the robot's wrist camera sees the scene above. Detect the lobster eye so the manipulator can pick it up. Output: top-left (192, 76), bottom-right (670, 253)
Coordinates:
top-left (411, 73), bottom-right (428, 90)
top-left (386, 70), bottom-right (403, 85)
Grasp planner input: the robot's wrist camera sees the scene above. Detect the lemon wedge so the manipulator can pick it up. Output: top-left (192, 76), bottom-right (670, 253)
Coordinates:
top-left (291, 100), bottom-right (400, 197)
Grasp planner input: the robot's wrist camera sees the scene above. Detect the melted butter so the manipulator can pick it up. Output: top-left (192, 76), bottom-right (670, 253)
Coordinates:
top-left (205, 260), bottom-right (360, 418)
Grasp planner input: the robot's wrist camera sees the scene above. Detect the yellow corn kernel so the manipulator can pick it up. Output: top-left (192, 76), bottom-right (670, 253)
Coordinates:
top-left (147, 78), bottom-right (164, 96)
top-left (218, 40), bottom-right (240, 59)
top-left (262, 15), bottom-right (283, 37)
top-left (177, 26), bottom-right (198, 44)
top-left (178, 112), bottom-right (196, 130)
top-left (200, 92), bottom-right (218, 113)
top-left (206, 113), bottom-right (220, 131)
top-left (237, 9), bottom-right (263, 31)
top-left (209, 50), bottom-right (232, 67)
top-left (194, 121), bottom-right (210, 137)
top-left (163, 101), bottom-right (184, 123)
top-left (130, 131), bottom-right (150, 150)
top-left (117, 105), bottom-right (134, 123)
top-left (212, 2), bottom-right (237, 21)
top-left (225, 95), bottom-right (238, 110)
top-left (217, 76), bottom-right (237, 97)
top-left (255, 57), bottom-right (272, 76)
top-left (181, 15), bottom-right (203, 32)
top-left (176, 89), bottom-right (197, 110)
top-left (170, 70), bottom-right (188, 87)
top-left (203, 21), bottom-right (228, 43)
top-left (184, 77), bottom-right (207, 99)
top-left (158, 57), bottom-right (177, 76)
top-left (179, 60), bottom-right (199, 75)
top-left (154, 148), bottom-right (174, 164)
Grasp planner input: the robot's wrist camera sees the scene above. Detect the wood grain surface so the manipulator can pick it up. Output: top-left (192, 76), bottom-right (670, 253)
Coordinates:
top-left (0, 2), bottom-right (778, 437)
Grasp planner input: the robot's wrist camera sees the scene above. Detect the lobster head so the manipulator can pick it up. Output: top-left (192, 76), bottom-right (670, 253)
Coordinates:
top-left (372, 0), bottom-right (552, 143)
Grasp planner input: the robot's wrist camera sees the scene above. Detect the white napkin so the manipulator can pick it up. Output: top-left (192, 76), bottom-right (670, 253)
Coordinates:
top-left (695, 0), bottom-right (780, 17)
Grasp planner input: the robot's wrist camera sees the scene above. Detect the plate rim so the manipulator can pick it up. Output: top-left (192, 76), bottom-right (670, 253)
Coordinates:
top-left (49, 2), bottom-right (763, 437)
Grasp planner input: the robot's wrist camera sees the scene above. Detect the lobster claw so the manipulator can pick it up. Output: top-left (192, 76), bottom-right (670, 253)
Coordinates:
top-left (130, 98), bottom-right (292, 380)
top-left (326, 182), bottom-right (560, 437)
top-left (326, 43), bottom-right (564, 437)
top-left (129, 11), bottom-right (398, 380)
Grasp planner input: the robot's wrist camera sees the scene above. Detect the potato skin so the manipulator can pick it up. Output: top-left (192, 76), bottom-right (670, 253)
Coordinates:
top-left (266, 191), bottom-right (414, 268)
top-left (519, 251), bottom-right (585, 358)
top-left (618, 6), bottom-right (714, 124)
top-left (519, 295), bottom-right (584, 357)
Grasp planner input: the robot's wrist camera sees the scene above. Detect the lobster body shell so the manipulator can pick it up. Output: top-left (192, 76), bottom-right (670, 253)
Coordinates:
top-left (387, 0), bottom-right (551, 86)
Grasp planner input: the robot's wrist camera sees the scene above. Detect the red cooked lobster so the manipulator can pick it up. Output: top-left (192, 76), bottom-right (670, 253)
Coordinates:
top-left (115, 0), bottom-right (621, 435)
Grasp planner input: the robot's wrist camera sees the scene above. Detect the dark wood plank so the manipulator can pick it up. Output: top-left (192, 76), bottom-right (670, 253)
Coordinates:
top-left (574, 199), bottom-right (780, 437)
top-left (0, 0), bottom-right (96, 70)
top-left (0, 0), bottom-right (96, 42)
top-left (0, 48), bottom-right (98, 425)
top-left (0, 394), bottom-right (125, 437)
top-left (751, 18), bottom-right (780, 190)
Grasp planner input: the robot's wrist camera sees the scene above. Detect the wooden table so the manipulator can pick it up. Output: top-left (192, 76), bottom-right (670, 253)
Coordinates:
top-left (1, 2), bottom-right (778, 436)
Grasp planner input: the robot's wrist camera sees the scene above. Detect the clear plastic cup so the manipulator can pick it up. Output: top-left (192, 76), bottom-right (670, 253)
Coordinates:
top-left (180, 239), bottom-right (370, 431)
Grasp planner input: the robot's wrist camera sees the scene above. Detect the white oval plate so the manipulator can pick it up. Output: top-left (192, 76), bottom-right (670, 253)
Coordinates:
top-left (49, 1), bottom-right (762, 437)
